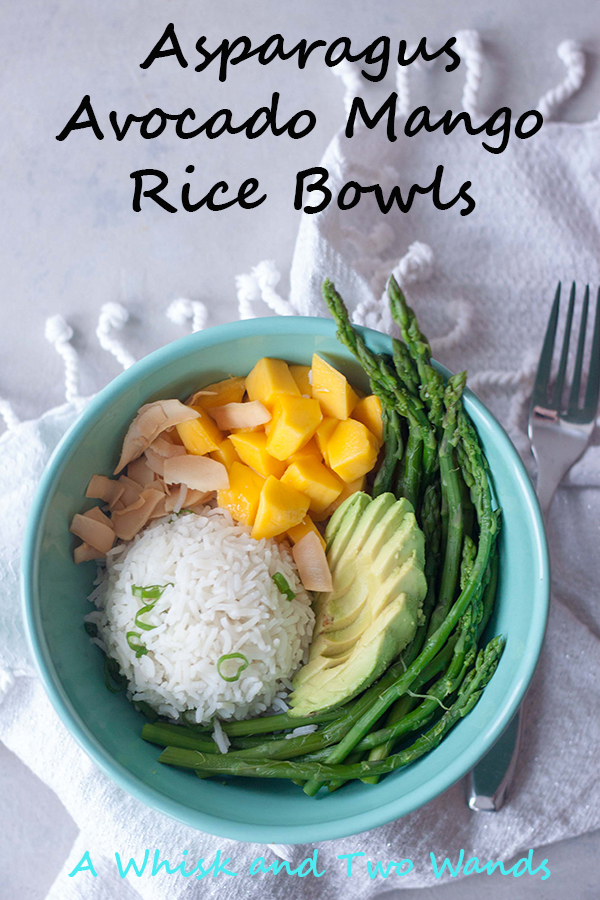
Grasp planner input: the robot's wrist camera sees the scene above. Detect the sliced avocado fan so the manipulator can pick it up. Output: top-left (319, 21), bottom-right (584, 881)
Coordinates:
top-left (288, 492), bottom-right (427, 718)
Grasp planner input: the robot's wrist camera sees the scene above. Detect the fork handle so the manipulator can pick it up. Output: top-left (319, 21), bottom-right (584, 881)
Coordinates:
top-left (466, 709), bottom-right (524, 811)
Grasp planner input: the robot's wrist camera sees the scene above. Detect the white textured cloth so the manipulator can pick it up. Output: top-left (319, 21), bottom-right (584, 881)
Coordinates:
top-left (2, 45), bottom-right (600, 899)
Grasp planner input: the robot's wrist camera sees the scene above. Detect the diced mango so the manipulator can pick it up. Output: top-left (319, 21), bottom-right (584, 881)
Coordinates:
top-left (210, 438), bottom-right (241, 470)
top-left (327, 419), bottom-right (379, 483)
top-left (315, 476), bottom-right (367, 520)
top-left (229, 432), bottom-right (286, 479)
top-left (246, 358), bottom-right (300, 408)
top-left (265, 396), bottom-right (323, 461)
top-left (311, 354), bottom-right (358, 420)
top-left (289, 364), bottom-right (312, 396)
top-left (252, 476), bottom-right (310, 540)
top-left (287, 516), bottom-right (326, 551)
top-left (217, 462), bottom-right (265, 526)
top-left (288, 436), bottom-right (322, 465)
top-left (176, 407), bottom-right (223, 455)
top-left (315, 416), bottom-right (339, 465)
top-left (281, 457), bottom-right (344, 515)
top-left (351, 395), bottom-right (384, 443)
top-left (194, 376), bottom-right (246, 410)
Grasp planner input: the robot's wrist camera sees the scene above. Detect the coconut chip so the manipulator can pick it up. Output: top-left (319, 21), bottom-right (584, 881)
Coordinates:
top-left (209, 401), bottom-right (270, 431)
top-left (126, 457), bottom-right (156, 488)
top-left (291, 531), bottom-right (333, 593)
top-left (70, 513), bottom-right (115, 554)
top-left (163, 455), bottom-right (229, 492)
top-left (111, 488), bottom-right (164, 541)
top-left (82, 506), bottom-right (113, 529)
top-left (74, 542), bottom-right (106, 564)
top-left (114, 399), bottom-right (199, 474)
top-left (149, 436), bottom-right (188, 458)
top-left (185, 389), bottom-right (218, 407)
top-left (85, 474), bottom-right (124, 510)
top-left (117, 474), bottom-right (144, 507)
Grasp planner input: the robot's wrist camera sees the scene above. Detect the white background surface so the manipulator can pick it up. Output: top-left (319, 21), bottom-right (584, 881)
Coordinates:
top-left (1, 1), bottom-right (599, 898)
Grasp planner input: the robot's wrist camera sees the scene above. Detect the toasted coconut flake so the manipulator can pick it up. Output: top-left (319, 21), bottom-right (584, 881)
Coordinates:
top-left (185, 390), bottom-right (218, 406)
top-left (82, 506), bottom-right (114, 529)
top-left (85, 474), bottom-right (124, 509)
top-left (149, 436), bottom-right (187, 459)
top-left (114, 399), bottom-right (200, 474)
top-left (183, 489), bottom-right (213, 507)
top-left (111, 488), bottom-right (164, 541)
top-left (148, 486), bottom-right (179, 519)
top-left (118, 474), bottom-right (144, 507)
top-left (126, 457), bottom-right (156, 488)
top-left (292, 532), bottom-right (333, 593)
top-left (74, 542), bottom-right (106, 564)
top-left (209, 401), bottom-right (270, 431)
top-left (144, 446), bottom-right (166, 478)
top-left (70, 513), bottom-right (115, 554)
top-left (172, 482), bottom-right (188, 514)
top-left (163, 455), bottom-right (229, 492)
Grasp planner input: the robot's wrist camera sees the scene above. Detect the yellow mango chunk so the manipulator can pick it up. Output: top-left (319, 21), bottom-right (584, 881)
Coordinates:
top-left (288, 437), bottom-right (322, 465)
top-left (217, 462), bottom-right (265, 526)
top-left (314, 476), bottom-right (367, 521)
top-left (252, 476), bottom-right (310, 540)
top-left (229, 432), bottom-right (286, 479)
top-left (287, 516), bottom-right (326, 551)
top-left (315, 416), bottom-right (339, 465)
top-left (265, 396), bottom-right (323, 461)
top-left (311, 354), bottom-right (359, 420)
top-left (327, 419), bottom-right (379, 483)
top-left (246, 358), bottom-right (300, 408)
top-left (194, 376), bottom-right (246, 410)
top-left (351, 395), bottom-right (384, 443)
top-left (210, 438), bottom-right (241, 470)
top-left (289, 364), bottom-right (312, 396)
top-left (281, 457), bottom-right (344, 515)
top-left (176, 407), bottom-right (223, 455)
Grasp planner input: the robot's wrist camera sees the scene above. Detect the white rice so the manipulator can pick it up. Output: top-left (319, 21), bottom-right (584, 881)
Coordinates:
top-left (86, 506), bottom-right (315, 724)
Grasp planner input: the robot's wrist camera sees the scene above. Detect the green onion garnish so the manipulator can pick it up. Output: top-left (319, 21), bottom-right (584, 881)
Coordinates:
top-left (217, 653), bottom-right (249, 682)
top-left (134, 700), bottom-right (159, 722)
top-left (104, 656), bottom-right (127, 692)
top-left (272, 573), bottom-right (295, 601)
top-left (84, 621), bottom-right (99, 638)
top-left (126, 631), bottom-right (148, 658)
top-left (132, 583), bottom-right (173, 631)
top-left (132, 583), bottom-right (173, 600)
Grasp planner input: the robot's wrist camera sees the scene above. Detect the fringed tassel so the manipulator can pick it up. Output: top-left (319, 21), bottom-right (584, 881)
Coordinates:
top-left (44, 315), bottom-right (81, 404)
top-left (236, 260), bottom-right (296, 319)
top-left (455, 31), bottom-right (484, 119)
top-left (0, 398), bottom-right (20, 431)
top-left (167, 298), bottom-right (208, 333)
top-left (96, 303), bottom-right (135, 370)
top-left (537, 40), bottom-right (585, 120)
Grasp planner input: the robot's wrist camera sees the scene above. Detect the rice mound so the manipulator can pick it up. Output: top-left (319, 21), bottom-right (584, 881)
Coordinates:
top-left (87, 506), bottom-right (315, 723)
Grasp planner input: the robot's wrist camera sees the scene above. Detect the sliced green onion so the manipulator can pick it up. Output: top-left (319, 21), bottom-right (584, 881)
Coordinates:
top-left (131, 583), bottom-right (173, 600)
top-left (217, 653), bottom-right (249, 682)
top-left (272, 573), bottom-right (295, 601)
top-left (132, 583), bottom-right (173, 631)
top-left (135, 603), bottom-right (159, 631)
top-left (134, 700), bottom-right (159, 722)
top-left (84, 621), bottom-right (99, 638)
top-left (104, 656), bottom-right (127, 693)
top-left (170, 508), bottom-right (194, 521)
top-left (126, 631), bottom-right (148, 658)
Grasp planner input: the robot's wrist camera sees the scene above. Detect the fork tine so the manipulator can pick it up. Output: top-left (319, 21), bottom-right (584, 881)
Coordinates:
top-left (582, 286), bottom-right (600, 417)
top-left (568, 285), bottom-right (589, 413)
top-left (532, 282), bottom-right (561, 408)
top-left (551, 282), bottom-right (576, 410)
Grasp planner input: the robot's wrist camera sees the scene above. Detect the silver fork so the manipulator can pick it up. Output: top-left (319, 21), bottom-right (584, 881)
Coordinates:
top-left (467, 281), bottom-right (600, 811)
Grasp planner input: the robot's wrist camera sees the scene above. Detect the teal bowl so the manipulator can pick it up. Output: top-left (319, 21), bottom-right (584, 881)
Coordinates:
top-left (21, 316), bottom-right (549, 844)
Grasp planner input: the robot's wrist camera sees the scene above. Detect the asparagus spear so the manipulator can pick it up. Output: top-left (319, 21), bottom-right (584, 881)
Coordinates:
top-left (373, 409), bottom-right (403, 497)
top-left (322, 280), bottom-right (438, 476)
top-left (158, 637), bottom-right (504, 783)
top-left (427, 373), bottom-right (466, 637)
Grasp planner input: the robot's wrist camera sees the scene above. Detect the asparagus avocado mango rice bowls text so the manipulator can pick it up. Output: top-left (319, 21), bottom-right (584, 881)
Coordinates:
top-left (67, 277), bottom-right (504, 796)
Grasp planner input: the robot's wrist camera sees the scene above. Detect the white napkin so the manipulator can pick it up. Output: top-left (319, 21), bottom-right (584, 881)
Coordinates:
top-left (2, 35), bottom-right (600, 898)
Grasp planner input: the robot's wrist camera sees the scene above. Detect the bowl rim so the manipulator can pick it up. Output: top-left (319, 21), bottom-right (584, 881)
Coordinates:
top-left (21, 315), bottom-right (550, 844)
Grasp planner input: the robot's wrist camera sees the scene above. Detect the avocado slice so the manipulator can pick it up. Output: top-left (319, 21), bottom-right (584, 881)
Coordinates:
top-left (289, 493), bottom-right (427, 717)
